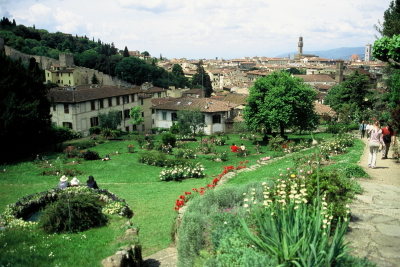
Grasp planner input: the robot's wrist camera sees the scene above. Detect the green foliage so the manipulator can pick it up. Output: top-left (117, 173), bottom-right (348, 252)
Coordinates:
top-left (306, 170), bottom-right (357, 219)
top-left (343, 164), bottom-right (370, 178)
top-left (91, 73), bottom-right (99, 84)
top-left (39, 194), bottom-right (108, 233)
top-left (50, 126), bottom-right (79, 150)
top-left (138, 152), bottom-right (188, 167)
top-left (191, 60), bottom-right (213, 97)
top-left (374, 0), bottom-right (400, 38)
top-left (161, 132), bottom-right (177, 147)
top-left (243, 70), bottom-right (318, 136)
top-left (98, 110), bottom-right (122, 130)
top-left (169, 122), bottom-right (180, 134)
top-left (0, 52), bottom-right (52, 162)
top-left (82, 149), bottom-right (100, 160)
top-left (89, 126), bottom-right (101, 135)
top-left (129, 106), bottom-right (144, 128)
top-left (267, 136), bottom-right (285, 151)
top-left (324, 70), bottom-right (372, 115)
top-left (177, 108), bottom-right (206, 134)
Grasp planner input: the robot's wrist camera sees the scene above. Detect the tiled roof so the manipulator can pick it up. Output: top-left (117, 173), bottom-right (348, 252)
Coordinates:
top-left (151, 97), bottom-right (175, 106)
top-left (183, 89), bottom-right (203, 95)
top-left (223, 94), bottom-right (247, 105)
top-left (143, 86), bottom-right (166, 93)
top-left (151, 97), bottom-right (237, 113)
top-left (47, 85), bottom-right (141, 103)
top-left (294, 74), bottom-right (335, 83)
top-left (315, 102), bottom-right (337, 116)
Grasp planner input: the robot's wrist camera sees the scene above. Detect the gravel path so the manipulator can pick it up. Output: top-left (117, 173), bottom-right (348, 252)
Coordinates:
top-left (346, 137), bottom-right (400, 267)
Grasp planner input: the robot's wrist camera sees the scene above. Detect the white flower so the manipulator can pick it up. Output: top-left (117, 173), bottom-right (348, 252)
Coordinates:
top-left (244, 204), bottom-right (248, 208)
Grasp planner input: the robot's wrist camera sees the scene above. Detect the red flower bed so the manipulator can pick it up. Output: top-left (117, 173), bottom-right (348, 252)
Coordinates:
top-left (173, 161), bottom-right (249, 210)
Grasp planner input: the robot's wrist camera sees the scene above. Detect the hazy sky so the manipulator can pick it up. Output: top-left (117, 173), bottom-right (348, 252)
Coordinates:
top-left (0, 0), bottom-right (392, 59)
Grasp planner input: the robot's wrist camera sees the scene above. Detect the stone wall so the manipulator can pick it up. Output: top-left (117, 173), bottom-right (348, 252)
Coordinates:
top-left (0, 35), bottom-right (131, 87)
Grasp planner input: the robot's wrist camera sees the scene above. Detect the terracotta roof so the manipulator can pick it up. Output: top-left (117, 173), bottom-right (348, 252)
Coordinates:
top-left (183, 89), bottom-right (203, 95)
top-left (315, 102), bottom-right (337, 116)
top-left (142, 86), bottom-right (166, 93)
top-left (47, 85), bottom-right (141, 103)
top-left (151, 97), bottom-right (237, 113)
top-left (222, 94), bottom-right (247, 105)
top-left (294, 74), bottom-right (335, 83)
top-left (151, 97), bottom-right (175, 106)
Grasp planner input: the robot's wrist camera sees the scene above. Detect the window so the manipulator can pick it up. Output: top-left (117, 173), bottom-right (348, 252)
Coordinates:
top-left (64, 103), bottom-right (69, 114)
top-left (118, 111), bottom-right (122, 120)
top-left (141, 112), bottom-right (144, 118)
top-left (68, 80), bottom-right (71, 84)
top-left (108, 98), bottom-right (112, 107)
top-left (140, 99), bottom-right (144, 105)
top-left (131, 94), bottom-right (135, 102)
top-left (123, 95), bottom-right (129, 104)
top-left (171, 113), bottom-right (178, 121)
top-left (91, 101), bottom-right (96, 111)
top-left (47, 73), bottom-right (49, 77)
top-left (99, 99), bottom-right (104, 109)
top-left (53, 105), bottom-right (56, 111)
top-left (212, 114), bottom-right (221, 124)
top-left (124, 109), bottom-right (130, 119)
top-left (152, 119), bottom-right (154, 125)
top-left (116, 96), bottom-right (120, 105)
top-left (152, 109), bottom-right (155, 114)
top-left (133, 125), bottom-right (137, 131)
top-left (63, 122), bottom-right (72, 129)
top-left (142, 124), bottom-right (145, 131)
top-left (90, 117), bottom-right (99, 127)
top-left (125, 126), bottom-right (130, 132)
top-left (162, 112), bottom-right (167, 120)
top-left (158, 92), bottom-right (161, 98)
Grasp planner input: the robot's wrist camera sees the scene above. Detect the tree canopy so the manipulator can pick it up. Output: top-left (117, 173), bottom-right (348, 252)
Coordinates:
top-left (324, 70), bottom-right (372, 121)
top-left (374, 0), bottom-right (400, 38)
top-left (191, 60), bottom-right (213, 97)
top-left (0, 52), bottom-right (52, 162)
top-left (177, 108), bottom-right (206, 134)
top-left (243, 71), bottom-right (318, 136)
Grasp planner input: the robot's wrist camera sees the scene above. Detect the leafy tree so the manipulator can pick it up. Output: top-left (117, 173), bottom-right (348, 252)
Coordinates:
top-left (171, 64), bottom-right (189, 88)
top-left (91, 73), bottom-right (99, 84)
top-left (129, 106), bottom-right (144, 130)
top-left (177, 108), bottom-right (206, 134)
top-left (142, 51), bottom-right (150, 57)
top-left (324, 70), bottom-right (372, 120)
top-left (123, 46), bottom-right (130, 57)
top-left (50, 126), bottom-right (77, 150)
top-left (286, 67), bottom-right (306, 75)
top-left (0, 53), bottom-right (52, 162)
top-left (374, 0), bottom-right (400, 37)
top-left (98, 110), bottom-right (122, 130)
top-left (115, 57), bottom-right (151, 85)
top-left (191, 60), bottom-right (213, 97)
top-left (243, 70), bottom-right (318, 137)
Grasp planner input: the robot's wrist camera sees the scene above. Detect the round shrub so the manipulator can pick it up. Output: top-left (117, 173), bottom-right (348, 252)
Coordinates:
top-left (39, 194), bottom-right (107, 233)
top-left (82, 149), bottom-right (100, 160)
top-left (161, 132), bottom-right (176, 147)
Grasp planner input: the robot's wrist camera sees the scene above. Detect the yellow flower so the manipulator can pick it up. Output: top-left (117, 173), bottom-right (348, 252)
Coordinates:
top-left (291, 174), bottom-right (295, 178)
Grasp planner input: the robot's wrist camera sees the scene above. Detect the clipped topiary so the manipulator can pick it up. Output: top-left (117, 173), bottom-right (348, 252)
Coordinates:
top-left (39, 194), bottom-right (107, 233)
top-left (82, 149), bottom-right (100, 160)
top-left (161, 132), bottom-right (176, 147)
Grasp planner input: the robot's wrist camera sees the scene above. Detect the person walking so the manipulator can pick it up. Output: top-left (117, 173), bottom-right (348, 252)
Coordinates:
top-left (368, 121), bottom-right (384, 169)
top-left (381, 123), bottom-right (397, 159)
top-left (366, 121), bottom-right (372, 138)
top-left (359, 121), bottom-right (367, 138)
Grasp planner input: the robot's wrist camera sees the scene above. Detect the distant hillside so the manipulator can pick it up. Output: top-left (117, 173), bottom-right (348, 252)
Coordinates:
top-left (277, 47), bottom-right (365, 61)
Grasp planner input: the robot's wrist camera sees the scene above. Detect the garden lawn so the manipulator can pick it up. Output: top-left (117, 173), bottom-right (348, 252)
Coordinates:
top-left (0, 132), bottom-right (335, 266)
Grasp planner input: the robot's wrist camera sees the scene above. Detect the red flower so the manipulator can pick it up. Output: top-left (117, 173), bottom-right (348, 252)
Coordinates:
top-left (179, 195), bottom-right (185, 200)
top-left (174, 206), bottom-right (180, 210)
top-left (184, 191), bottom-right (191, 195)
top-left (212, 178), bottom-right (219, 184)
top-left (192, 188), bottom-right (198, 192)
top-left (245, 160), bottom-right (249, 163)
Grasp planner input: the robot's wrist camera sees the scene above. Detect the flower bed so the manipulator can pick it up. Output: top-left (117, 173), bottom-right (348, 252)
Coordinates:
top-left (0, 187), bottom-right (133, 229)
top-left (159, 162), bottom-right (205, 181)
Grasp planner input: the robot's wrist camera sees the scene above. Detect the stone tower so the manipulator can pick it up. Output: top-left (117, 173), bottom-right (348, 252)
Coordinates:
top-left (298, 36), bottom-right (303, 56)
top-left (59, 53), bottom-right (74, 67)
top-left (365, 43), bottom-right (372, 62)
top-left (335, 59), bottom-right (344, 84)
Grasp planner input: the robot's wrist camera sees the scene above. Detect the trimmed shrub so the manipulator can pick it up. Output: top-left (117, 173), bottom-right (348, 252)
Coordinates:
top-left (89, 126), bottom-right (101, 135)
top-left (161, 132), bottom-right (177, 147)
top-left (39, 194), bottom-right (107, 233)
top-left (267, 136), bottom-right (285, 151)
top-left (82, 149), bottom-right (100, 160)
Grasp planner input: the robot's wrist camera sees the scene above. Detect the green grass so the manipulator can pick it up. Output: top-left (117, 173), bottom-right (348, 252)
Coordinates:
top-left (0, 132), bottom-right (344, 266)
